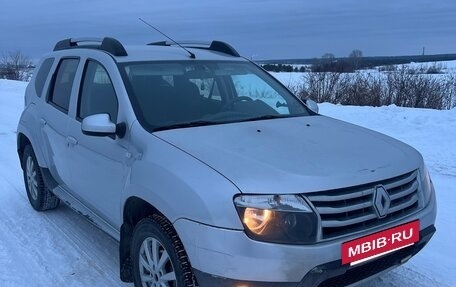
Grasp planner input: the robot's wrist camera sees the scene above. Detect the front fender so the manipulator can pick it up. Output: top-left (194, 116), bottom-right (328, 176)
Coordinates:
top-left (121, 123), bottom-right (243, 230)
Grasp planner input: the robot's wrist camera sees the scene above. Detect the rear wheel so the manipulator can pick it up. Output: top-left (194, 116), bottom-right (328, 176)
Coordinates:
top-left (22, 145), bottom-right (60, 211)
top-left (131, 215), bottom-right (197, 287)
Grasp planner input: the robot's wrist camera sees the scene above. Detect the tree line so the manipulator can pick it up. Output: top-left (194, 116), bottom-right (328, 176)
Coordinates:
top-left (261, 64), bottom-right (307, 73)
top-left (262, 49), bottom-right (364, 73)
top-left (260, 50), bottom-right (456, 73)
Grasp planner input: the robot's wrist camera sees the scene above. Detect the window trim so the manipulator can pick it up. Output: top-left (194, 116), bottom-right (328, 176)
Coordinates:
top-left (76, 58), bottom-right (119, 123)
top-left (46, 57), bottom-right (80, 114)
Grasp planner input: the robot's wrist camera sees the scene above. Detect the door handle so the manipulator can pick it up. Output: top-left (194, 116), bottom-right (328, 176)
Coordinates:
top-left (66, 136), bottom-right (78, 146)
top-left (39, 118), bottom-right (46, 127)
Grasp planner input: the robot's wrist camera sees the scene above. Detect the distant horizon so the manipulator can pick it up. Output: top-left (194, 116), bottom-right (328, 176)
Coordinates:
top-left (11, 41), bottom-right (456, 64)
top-left (3, 47), bottom-right (455, 65)
top-left (3, 50), bottom-right (456, 66)
top-left (256, 51), bottom-right (456, 62)
top-left (0, 47), bottom-right (456, 67)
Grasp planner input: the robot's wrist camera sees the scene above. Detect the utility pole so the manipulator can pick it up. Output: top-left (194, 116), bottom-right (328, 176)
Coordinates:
top-left (422, 47), bottom-right (425, 56)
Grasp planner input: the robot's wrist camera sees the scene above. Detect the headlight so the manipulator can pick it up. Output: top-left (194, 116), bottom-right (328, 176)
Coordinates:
top-left (234, 194), bottom-right (318, 244)
top-left (421, 164), bottom-right (434, 204)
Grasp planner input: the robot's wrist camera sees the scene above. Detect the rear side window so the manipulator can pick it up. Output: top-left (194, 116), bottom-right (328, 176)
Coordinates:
top-left (78, 60), bottom-right (118, 123)
top-left (34, 58), bottom-right (54, 97)
top-left (49, 58), bottom-right (79, 112)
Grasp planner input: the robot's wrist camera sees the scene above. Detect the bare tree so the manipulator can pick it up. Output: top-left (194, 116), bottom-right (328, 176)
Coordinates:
top-left (301, 71), bottom-right (345, 103)
top-left (320, 53), bottom-right (336, 67)
top-left (349, 49), bottom-right (363, 70)
top-left (349, 49), bottom-right (363, 59)
top-left (1, 50), bottom-right (33, 81)
top-left (447, 74), bottom-right (456, 109)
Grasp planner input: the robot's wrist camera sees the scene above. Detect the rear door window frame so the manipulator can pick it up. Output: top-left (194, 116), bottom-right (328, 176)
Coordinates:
top-left (46, 57), bottom-right (80, 114)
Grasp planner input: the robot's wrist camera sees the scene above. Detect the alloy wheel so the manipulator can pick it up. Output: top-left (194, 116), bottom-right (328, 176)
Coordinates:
top-left (26, 156), bottom-right (38, 200)
top-left (139, 237), bottom-right (177, 287)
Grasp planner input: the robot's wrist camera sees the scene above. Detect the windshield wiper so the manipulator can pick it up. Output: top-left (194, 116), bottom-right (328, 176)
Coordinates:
top-left (153, 120), bottom-right (220, 132)
top-left (239, 114), bottom-right (287, 123)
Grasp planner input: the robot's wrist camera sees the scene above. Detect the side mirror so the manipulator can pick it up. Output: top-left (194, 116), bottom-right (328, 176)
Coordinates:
top-left (305, 99), bottom-right (319, 114)
top-left (81, 114), bottom-right (117, 137)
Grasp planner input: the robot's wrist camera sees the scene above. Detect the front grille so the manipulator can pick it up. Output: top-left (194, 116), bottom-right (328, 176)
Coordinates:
top-left (306, 170), bottom-right (420, 239)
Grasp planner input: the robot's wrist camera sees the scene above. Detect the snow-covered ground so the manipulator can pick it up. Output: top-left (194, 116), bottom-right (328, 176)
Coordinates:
top-left (405, 60), bottom-right (456, 74)
top-left (0, 79), bottom-right (455, 286)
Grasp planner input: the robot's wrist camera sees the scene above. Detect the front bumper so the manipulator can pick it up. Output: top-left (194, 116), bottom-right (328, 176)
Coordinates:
top-left (298, 225), bottom-right (435, 287)
top-left (173, 191), bottom-right (436, 286)
top-left (192, 225), bottom-right (435, 287)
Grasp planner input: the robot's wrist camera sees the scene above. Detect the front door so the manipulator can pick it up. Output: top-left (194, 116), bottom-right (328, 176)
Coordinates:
top-left (66, 60), bottom-right (128, 228)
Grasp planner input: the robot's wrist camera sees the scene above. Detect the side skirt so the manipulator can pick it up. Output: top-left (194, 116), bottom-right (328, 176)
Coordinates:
top-left (49, 181), bottom-right (120, 241)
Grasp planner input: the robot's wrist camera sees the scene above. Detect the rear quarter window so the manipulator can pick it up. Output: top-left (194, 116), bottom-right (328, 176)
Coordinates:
top-left (34, 58), bottom-right (54, 97)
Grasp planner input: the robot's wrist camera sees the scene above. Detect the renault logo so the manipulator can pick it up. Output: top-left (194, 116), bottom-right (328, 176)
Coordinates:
top-left (373, 185), bottom-right (391, 218)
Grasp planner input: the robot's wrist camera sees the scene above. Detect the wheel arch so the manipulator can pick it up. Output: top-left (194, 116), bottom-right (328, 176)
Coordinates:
top-left (123, 196), bottom-right (166, 227)
top-left (17, 122), bottom-right (48, 170)
top-left (119, 196), bottom-right (171, 282)
top-left (17, 132), bottom-right (32, 169)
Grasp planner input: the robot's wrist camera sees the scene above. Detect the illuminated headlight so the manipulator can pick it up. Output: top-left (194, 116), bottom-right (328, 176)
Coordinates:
top-left (234, 194), bottom-right (318, 244)
top-left (421, 164), bottom-right (434, 204)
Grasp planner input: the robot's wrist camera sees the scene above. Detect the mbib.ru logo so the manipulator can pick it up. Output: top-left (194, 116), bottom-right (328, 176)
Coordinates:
top-left (342, 221), bottom-right (419, 265)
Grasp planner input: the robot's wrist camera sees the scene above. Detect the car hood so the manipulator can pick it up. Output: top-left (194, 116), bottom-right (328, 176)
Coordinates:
top-left (154, 116), bottom-right (422, 194)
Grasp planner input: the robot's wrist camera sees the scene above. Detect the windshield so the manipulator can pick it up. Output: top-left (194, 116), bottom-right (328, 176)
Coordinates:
top-left (120, 61), bottom-right (310, 132)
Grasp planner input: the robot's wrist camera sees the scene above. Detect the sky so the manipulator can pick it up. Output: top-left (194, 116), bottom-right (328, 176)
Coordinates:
top-left (1, 0), bottom-right (456, 61)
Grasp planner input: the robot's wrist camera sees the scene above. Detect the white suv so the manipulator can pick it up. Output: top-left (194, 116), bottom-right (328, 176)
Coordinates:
top-left (17, 37), bottom-right (436, 287)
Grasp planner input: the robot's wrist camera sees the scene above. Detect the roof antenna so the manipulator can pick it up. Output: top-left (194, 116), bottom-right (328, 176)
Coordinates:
top-left (139, 18), bottom-right (195, 59)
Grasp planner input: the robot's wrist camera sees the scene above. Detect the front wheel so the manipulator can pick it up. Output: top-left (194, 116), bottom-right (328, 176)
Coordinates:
top-left (131, 215), bottom-right (197, 287)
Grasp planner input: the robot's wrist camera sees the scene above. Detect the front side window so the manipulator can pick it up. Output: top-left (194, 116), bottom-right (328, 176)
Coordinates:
top-left (49, 58), bottom-right (79, 112)
top-left (120, 61), bottom-right (309, 132)
top-left (78, 61), bottom-right (118, 123)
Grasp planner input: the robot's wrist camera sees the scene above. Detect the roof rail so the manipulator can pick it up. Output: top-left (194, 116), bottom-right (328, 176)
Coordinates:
top-left (53, 37), bottom-right (128, 56)
top-left (148, 40), bottom-right (240, 57)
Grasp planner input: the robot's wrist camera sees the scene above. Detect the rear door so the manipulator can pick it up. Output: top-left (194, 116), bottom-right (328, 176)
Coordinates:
top-left (40, 58), bottom-right (80, 187)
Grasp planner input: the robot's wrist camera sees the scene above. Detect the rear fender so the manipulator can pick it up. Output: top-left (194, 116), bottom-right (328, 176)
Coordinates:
top-left (17, 103), bottom-right (49, 168)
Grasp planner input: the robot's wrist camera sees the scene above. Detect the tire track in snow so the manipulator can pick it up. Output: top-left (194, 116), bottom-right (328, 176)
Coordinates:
top-left (0, 182), bottom-right (67, 287)
top-left (41, 205), bottom-right (128, 286)
top-left (0, 176), bottom-right (128, 287)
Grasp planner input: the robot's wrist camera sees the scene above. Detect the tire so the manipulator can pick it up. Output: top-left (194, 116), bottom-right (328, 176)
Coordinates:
top-left (131, 215), bottom-right (197, 287)
top-left (22, 145), bottom-right (60, 211)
